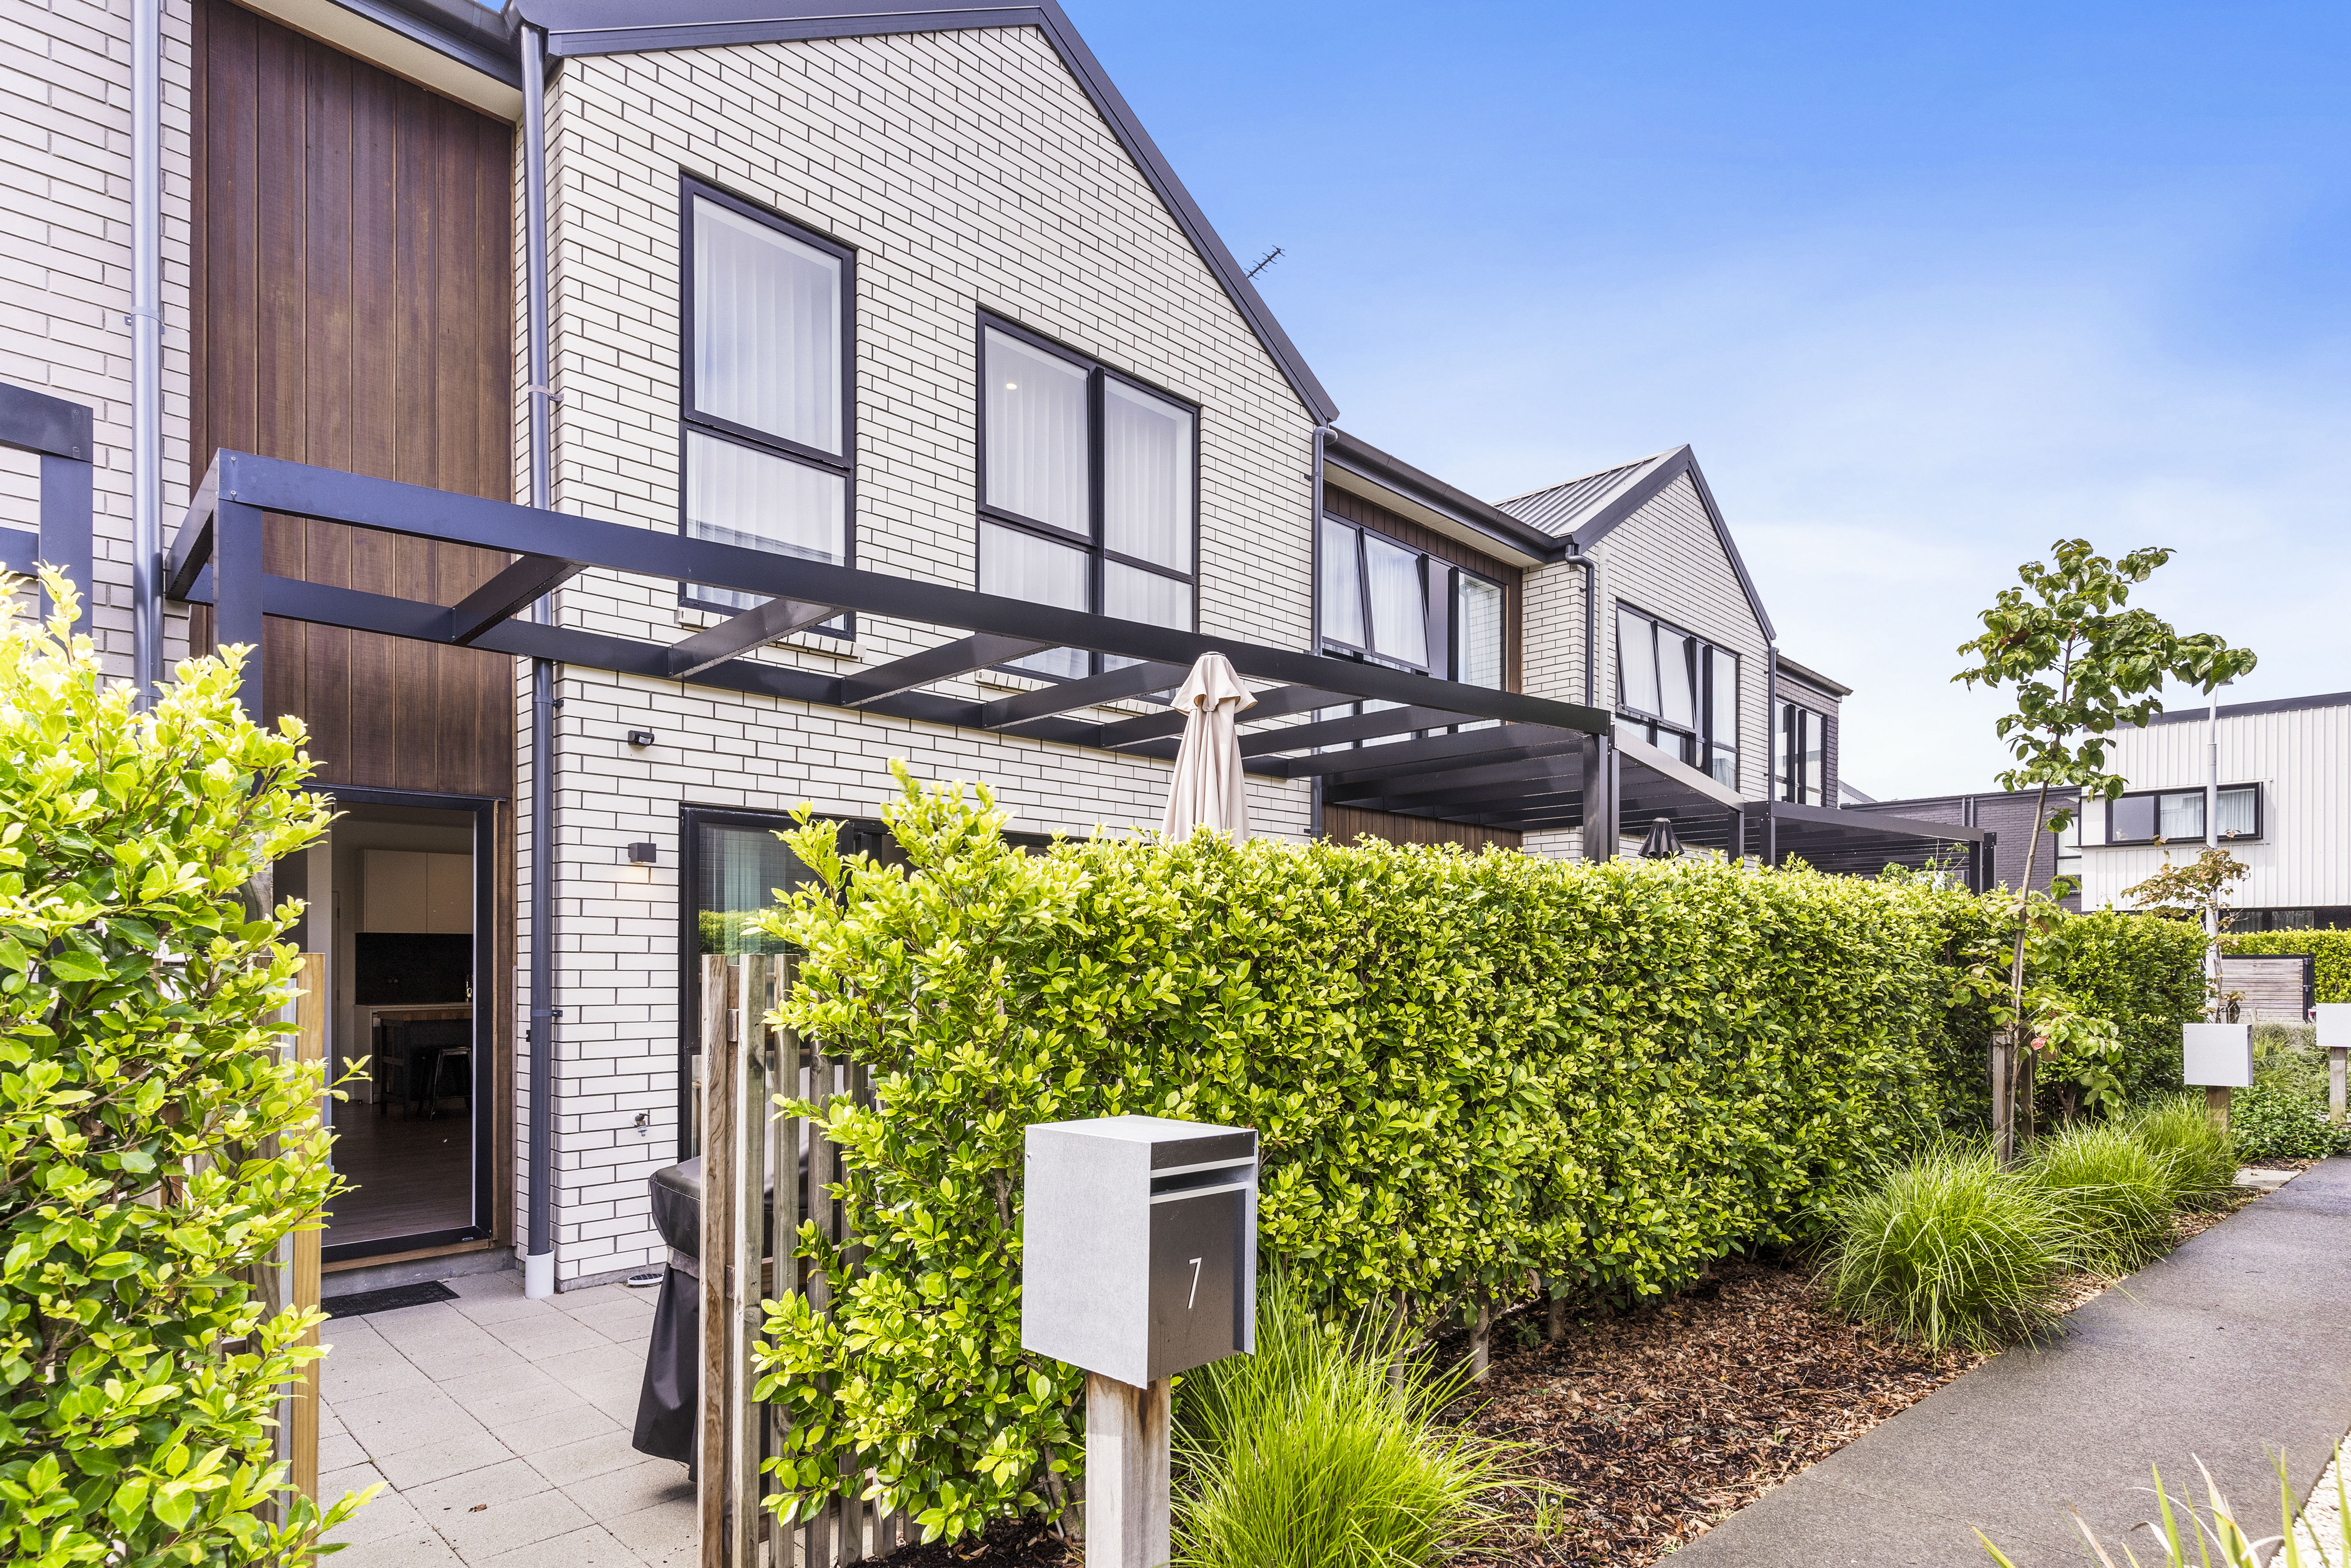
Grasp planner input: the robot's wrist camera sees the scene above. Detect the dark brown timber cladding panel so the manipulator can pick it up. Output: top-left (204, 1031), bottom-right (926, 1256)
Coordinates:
top-left (1321, 486), bottom-right (1523, 693)
top-left (1322, 805), bottom-right (1523, 853)
top-left (192, 0), bottom-right (515, 800)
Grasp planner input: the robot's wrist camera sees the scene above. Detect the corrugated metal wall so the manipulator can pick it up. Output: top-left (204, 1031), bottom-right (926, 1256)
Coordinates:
top-left (2078, 701), bottom-right (2351, 914)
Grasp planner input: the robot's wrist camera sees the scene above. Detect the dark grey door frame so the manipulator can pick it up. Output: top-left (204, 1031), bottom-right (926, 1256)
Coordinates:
top-left (310, 784), bottom-right (502, 1263)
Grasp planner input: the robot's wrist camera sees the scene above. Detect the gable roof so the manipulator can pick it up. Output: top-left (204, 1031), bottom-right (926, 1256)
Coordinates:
top-left (1493, 444), bottom-right (1776, 643)
top-left (497, 0), bottom-right (1337, 423)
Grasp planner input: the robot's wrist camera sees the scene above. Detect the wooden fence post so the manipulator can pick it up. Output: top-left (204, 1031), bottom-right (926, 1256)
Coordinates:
top-left (289, 952), bottom-right (326, 1508)
top-left (699, 957), bottom-right (737, 1568)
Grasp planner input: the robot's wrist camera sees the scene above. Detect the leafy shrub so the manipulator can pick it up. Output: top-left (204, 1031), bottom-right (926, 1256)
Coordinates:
top-left (1822, 1142), bottom-right (2075, 1351)
top-left (2252, 1025), bottom-right (2328, 1103)
top-left (755, 768), bottom-right (1975, 1539)
top-left (0, 573), bottom-right (358, 1566)
top-left (2037, 912), bottom-right (2208, 1106)
top-left (1173, 1280), bottom-right (1513, 1568)
top-left (2125, 1095), bottom-right (2239, 1210)
top-left (2229, 1081), bottom-right (2351, 1161)
top-left (2021, 1121), bottom-right (2173, 1275)
top-left (748, 770), bottom-right (2209, 1542)
top-left (2222, 928), bottom-right (2351, 1003)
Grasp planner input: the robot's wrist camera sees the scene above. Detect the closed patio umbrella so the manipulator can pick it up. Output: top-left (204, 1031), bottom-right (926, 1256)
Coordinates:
top-left (1158, 652), bottom-right (1256, 845)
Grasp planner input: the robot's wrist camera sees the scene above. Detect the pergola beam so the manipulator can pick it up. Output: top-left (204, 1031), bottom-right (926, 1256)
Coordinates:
top-left (448, 555), bottom-right (585, 645)
top-left (980, 659), bottom-right (1191, 730)
top-left (667, 594), bottom-right (843, 678)
top-left (841, 633), bottom-right (1050, 706)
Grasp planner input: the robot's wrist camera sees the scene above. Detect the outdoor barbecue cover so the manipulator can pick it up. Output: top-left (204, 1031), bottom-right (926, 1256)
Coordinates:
top-left (631, 1159), bottom-right (704, 1468)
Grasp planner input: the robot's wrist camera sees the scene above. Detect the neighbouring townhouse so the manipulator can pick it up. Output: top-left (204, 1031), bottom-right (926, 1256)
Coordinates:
top-left (2073, 690), bottom-right (2351, 931)
top-left (2, 0), bottom-right (1990, 1299)
top-left (1847, 786), bottom-right (2085, 907)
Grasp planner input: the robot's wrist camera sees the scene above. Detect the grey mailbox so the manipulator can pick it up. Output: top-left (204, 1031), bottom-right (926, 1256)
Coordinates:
top-left (1021, 1116), bottom-right (1257, 1388)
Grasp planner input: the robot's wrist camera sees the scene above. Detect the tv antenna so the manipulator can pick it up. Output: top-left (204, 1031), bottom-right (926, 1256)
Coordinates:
top-left (1246, 246), bottom-right (1283, 278)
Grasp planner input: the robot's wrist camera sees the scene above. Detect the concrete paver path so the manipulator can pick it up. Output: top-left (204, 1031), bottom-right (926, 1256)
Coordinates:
top-left (1673, 1158), bottom-right (2351, 1567)
top-left (316, 1270), bottom-right (695, 1568)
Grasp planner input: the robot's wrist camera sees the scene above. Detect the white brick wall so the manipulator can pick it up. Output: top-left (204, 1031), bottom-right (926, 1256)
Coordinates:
top-left (527, 25), bottom-right (1321, 1283)
top-left (1590, 473), bottom-right (1770, 799)
top-left (0, 0), bottom-right (195, 670)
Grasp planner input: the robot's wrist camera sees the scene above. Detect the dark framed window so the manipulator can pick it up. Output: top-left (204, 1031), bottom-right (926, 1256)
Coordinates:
top-left (2100, 783), bottom-right (2261, 846)
top-left (1777, 701), bottom-right (1825, 804)
top-left (1616, 603), bottom-right (1740, 787)
top-left (678, 177), bottom-right (855, 635)
top-left (976, 315), bottom-right (1199, 679)
top-left (1312, 517), bottom-right (1506, 747)
top-left (676, 807), bottom-right (1052, 1158)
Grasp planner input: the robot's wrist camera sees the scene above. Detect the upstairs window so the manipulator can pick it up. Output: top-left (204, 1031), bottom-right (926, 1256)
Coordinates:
top-left (1778, 701), bottom-right (1825, 805)
top-left (2100, 784), bottom-right (2261, 845)
top-left (1318, 517), bottom-right (1504, 684)
top-left (679, 181), bottom-right (853, 628)
top-left (978, 320), bottom-right (1197, 679)
top-left (1618, 604), bottom-right (1740, 787)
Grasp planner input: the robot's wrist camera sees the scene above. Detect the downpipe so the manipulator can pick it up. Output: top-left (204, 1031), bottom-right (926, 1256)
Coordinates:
top-left (131, 0), bottom-right (163, 699)
top-left (521, 23), bottom-right (557, 1299)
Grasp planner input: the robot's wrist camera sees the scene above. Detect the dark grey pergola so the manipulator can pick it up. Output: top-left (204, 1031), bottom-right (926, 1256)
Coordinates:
top-left (161, 449), bottom-right (1998, 880)
top-left (165, 450), bottom-right (1621, 835)
top-left (0, 382), bottom-right (95, 625)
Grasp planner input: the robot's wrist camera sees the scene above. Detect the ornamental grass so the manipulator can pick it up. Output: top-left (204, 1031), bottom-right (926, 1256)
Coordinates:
top-left (1173, 1282), bottom-right (1517, 1568)
top-left (2023, 1120), bottom-right (2176, 1276)
top-left (1822, 1141), bottom-right (2075, 1352)
top-left (2127, 1094), bottom-right (2241, 1210)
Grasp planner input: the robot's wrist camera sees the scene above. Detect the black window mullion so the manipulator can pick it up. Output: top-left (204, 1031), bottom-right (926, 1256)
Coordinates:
top-left (1087, 368), bottom-right (1105, 673)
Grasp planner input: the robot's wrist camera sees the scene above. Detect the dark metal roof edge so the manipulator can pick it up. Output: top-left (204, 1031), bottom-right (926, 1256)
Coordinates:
top-left (1850, 785), bottom-right (2080, 814)
top-left (1773, 652), bottom-right (1850, 697)
top-left (2146, 690), bottom-right (2351, 727)
top-left (1573, 447), bottom-right (1776, 643)
top-left (519, 0), bottom-right (1337, 425)
top-left (327, 0), bottom-right (526, 86)
top-left (1768, 798), bottom-right (1986, 843)
top-left (1322, 428), bottom-right (1566, 563)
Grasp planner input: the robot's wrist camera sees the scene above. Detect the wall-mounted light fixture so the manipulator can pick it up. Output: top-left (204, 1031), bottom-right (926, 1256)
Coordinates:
top-left (627, 729), bottom-right (656, 746)
top-left (627, 843), bottom-right (658, 865)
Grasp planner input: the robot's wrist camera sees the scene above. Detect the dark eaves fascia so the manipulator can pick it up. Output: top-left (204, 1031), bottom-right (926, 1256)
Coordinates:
top-left (1321, 427), bottom-right (1569, 565)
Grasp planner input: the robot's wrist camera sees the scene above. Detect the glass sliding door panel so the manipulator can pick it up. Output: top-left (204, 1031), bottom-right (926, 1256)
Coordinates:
top-left (695, 824), bottom-right (802, 956)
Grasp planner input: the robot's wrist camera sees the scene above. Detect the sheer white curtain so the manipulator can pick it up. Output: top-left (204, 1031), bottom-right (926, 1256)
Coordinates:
top-left (692, 199), bottom-right (840, 455)
top-left (1659, 630), bottom-right (1696, 728)
top-left (1103, 381), bottom-right (1191, 572)
top-left (2159, 790), bottom-right (2205, 840)
top-left (1708, 647), bottom-right (1740, 786)
top-left (984, 330), bottom-right (1088, 534)
top-left (1320, 519), bottom-right (1364, 649)
top-left (1456, 574), bottom-right (1502, 688)
top-left (1361, 533), bottom-right (1426, 667)
top-left (979, 520), bottom-right (1089, 679)
top-left (1617, 608), bottom-right (1658, 713)
top-left (684, 432), bottom-right (846, 611)
top-left (2216, 787), bottom-right (2257, 838)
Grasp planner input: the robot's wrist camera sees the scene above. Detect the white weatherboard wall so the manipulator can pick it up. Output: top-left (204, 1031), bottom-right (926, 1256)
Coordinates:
top-left (1, 0), bottom-right (197, 673)
top-left (527, 26), bottom-right (1319, 1284)
top-left (2078, 700), bottom-right (2351, 916)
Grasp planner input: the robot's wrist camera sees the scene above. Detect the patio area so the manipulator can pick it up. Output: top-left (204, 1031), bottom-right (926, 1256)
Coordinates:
top-left (317, 1270), bottom-right (696, 1568)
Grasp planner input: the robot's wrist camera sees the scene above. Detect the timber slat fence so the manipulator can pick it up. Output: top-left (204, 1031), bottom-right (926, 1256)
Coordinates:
top-left (700, 954), bottom-right (911, 1567)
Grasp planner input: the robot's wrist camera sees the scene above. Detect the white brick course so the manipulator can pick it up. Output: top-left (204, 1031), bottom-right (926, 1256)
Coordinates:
top-left (526, 25), bottom-right (1320, 1281)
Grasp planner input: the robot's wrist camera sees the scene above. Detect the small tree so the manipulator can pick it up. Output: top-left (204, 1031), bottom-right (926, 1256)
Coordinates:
top-left (0, 572), bottom-right (367, 1566)
top-left (1955, 540), bottom-right (2256, 1158)
top-left (2124, 847), bottom-right (2252, 1019)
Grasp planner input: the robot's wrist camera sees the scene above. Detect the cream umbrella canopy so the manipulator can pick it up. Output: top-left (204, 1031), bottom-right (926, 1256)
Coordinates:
top-left (1158, 652), bottom-right (1257, 844)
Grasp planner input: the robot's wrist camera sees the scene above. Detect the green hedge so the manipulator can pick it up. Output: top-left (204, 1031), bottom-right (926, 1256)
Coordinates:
top-left (748, 771), bottom-right (2205, 1545)
top-left (2041, 910), bottom-right (2208, 1104)
top-left (2221, 930), bottom-right (2351, 1003)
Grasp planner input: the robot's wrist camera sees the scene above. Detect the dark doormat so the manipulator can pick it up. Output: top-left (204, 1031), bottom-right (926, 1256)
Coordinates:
top-left (323, 1280), bottom-right (460, 1319)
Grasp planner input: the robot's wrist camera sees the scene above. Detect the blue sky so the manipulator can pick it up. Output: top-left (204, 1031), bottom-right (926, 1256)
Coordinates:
top-left (1066, 1), bottom-right (2351, 799)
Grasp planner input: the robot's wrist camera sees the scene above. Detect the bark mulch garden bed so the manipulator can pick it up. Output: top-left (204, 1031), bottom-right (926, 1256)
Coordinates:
top-left (1454, 1259), bottom-right (1981, 1566)
top-left (859, 1187), bottom-right (2273, 1565)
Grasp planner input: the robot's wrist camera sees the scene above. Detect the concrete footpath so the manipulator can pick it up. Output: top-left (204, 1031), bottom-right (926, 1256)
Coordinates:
top-left (1673, 1158), bottom-right (2351, 1567)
